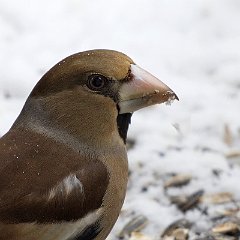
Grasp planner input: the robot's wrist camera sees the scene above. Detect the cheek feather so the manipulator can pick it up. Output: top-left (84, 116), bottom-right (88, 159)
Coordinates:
top-left (48, 174), bottom-right (84, 200)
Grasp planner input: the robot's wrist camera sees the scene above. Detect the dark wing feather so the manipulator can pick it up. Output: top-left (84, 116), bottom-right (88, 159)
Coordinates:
top-left (0, 128), bottom-right (109, 224)
top-left (70, 221), bottom-right (102, 240)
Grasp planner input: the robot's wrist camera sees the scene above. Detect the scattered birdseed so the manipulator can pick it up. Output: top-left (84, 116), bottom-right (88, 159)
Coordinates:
top-left (161, 219), bottom-right (192, 239)
top-left (164, 174), bottom-right (192, 188)
top-left (129, 232), bottom-right (152, 240)
top-left (200, 192), bottom-right (234, 204)
top-left (118, 215), bottom-right (148, 238)
top-left (212, 222), bottom-right (239, 235)
top-left (169, 190), bottom-right (204, 212)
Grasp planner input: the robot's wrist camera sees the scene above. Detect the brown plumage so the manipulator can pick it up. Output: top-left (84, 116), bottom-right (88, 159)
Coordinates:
top-left (0, 49), bottom-right (178, 240)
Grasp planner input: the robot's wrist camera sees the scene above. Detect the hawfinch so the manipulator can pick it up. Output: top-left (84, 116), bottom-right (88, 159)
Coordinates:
top-left (0, 50), bottom-right (178, 240)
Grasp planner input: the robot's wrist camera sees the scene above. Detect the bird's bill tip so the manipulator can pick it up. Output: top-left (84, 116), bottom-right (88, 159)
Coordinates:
top-left (118, 64), bottom-right (178, 114)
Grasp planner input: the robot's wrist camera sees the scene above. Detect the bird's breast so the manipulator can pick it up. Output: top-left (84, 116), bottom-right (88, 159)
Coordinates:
top-left (95, 149), bottom-right (128, 240)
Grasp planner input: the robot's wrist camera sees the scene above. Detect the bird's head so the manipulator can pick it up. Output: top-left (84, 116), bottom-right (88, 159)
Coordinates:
top-left (16, 50), bottom-right (178, 146)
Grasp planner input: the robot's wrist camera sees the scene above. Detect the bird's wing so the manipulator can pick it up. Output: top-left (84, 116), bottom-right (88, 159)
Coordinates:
top-left (0, 128), bottom-right (109, 225)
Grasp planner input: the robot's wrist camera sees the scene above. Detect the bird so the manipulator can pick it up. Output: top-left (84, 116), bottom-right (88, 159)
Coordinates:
top-left (0, 49), bottom-right (178, 240)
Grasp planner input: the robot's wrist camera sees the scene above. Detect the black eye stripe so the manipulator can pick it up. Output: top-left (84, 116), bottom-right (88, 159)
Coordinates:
top-left (87, 74), bottom-right (107, 91)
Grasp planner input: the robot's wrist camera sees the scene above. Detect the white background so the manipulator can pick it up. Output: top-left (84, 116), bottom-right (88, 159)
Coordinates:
top-left (0, 0), bottom-right (240, 238)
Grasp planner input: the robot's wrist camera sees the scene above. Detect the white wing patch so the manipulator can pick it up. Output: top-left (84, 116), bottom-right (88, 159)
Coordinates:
top-left (48, 174), bottom-right (84, 200)
top-left (2, 208), bottom-right (103, 240)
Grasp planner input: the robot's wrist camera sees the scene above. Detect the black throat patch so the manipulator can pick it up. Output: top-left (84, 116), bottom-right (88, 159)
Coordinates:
top-left (117, 113), bottom-right (132, 143)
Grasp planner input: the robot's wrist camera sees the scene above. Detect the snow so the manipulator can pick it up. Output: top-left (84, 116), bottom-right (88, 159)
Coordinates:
top-left (1, 0), bottom-right (240, 238)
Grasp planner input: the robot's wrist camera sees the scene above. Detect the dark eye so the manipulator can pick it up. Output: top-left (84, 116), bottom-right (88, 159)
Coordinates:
top-left (87, 74), bottom-right (107, 91)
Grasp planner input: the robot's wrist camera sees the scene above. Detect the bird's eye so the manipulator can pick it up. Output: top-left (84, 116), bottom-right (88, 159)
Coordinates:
top-left (87, 74), bottom-right (107, 91)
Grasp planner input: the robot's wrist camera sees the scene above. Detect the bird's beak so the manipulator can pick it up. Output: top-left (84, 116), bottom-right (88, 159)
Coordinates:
top-left (118, 64), bottom-right (179, 114)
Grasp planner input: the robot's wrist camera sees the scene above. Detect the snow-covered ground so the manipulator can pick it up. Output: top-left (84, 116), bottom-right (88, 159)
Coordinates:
top-left (1, 0), bottom-right (240, 239)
